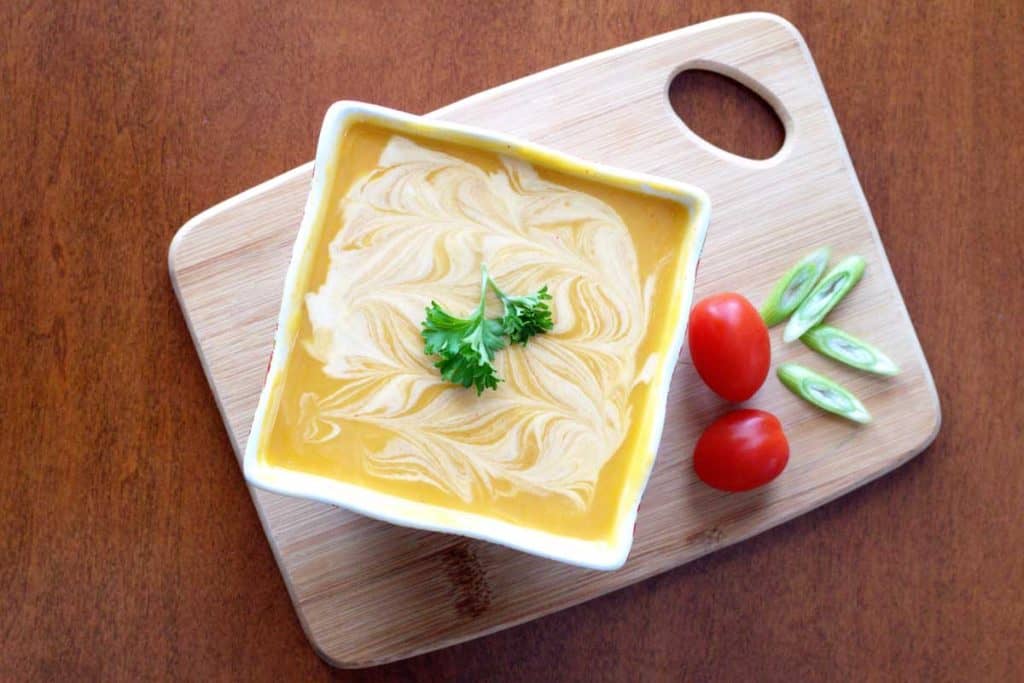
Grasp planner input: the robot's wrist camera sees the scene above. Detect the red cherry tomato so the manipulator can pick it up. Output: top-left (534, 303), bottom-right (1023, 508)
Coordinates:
top-left (688, 292), bottom-right (770, 402)
top-left (693, 409), bottom-right (789, 492)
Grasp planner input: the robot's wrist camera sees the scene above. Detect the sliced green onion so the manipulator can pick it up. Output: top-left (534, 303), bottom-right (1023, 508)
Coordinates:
top-left (783, 255), bottom-right (866, 342)
top-left (801, 325), bottom-right (900, 376)
top-left (760, 246), bottom-right (831, 326)
top-left (777, 363), bottom-right (871, 423)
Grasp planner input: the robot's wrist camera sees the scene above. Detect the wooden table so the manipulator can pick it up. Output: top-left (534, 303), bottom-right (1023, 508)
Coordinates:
top-left (2, 2), bottom-right (1021, 680)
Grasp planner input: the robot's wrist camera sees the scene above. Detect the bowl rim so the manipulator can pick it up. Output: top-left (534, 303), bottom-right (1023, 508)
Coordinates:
top-left (242, 100), bottom-right (711, 570)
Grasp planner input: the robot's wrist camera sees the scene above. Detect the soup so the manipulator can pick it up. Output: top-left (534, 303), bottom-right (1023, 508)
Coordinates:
top-left (259, 122), bottom-right (693, 542)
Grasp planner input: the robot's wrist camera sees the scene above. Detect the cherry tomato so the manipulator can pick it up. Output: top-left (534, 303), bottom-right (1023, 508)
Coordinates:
top-left (693, 409), bottom-right (789, 492)
top-left (688, 292), bottom-right (770, 402)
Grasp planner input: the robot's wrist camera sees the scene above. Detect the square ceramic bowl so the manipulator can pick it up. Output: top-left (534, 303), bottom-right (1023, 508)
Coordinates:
top-left (243, 101), bottom-right (710, 570)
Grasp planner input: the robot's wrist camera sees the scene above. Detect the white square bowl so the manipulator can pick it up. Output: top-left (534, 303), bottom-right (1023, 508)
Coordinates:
top-left (243, 101), bottom-right (711, 570)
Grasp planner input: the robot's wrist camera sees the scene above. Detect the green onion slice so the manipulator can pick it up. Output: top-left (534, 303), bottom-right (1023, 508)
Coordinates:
top-left (783, 255), bottom-right (866, 342)
top-left (801, 325), bottom-right (899, 376)
top-left (761, 246), bottom-right (831, 326)
top-left (777, 363), bottom-right (871, 423)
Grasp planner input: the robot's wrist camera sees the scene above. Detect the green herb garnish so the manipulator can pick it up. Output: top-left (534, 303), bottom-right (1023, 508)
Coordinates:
top-left (422, 268), bottom-right (507, 394)
top-left (422, 264), bottom-right (553, 393)
top-left (487, 272), bottom-right (553, 345)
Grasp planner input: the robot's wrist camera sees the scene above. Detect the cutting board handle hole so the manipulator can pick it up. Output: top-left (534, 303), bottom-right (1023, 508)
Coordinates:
top-left (668, 69), bottom-right (785, 161)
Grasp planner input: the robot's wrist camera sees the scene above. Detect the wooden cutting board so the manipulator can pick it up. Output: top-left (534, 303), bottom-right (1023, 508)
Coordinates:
top-left (169, 13), bottom-right (939, 668)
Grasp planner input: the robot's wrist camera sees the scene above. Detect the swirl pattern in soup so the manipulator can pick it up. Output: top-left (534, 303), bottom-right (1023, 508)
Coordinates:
top-left (263, 123), bottom-right (692, 541)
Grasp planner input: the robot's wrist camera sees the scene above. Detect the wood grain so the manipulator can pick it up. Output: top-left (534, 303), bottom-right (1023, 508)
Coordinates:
top-left (170, 14), bottom-right (941, 667)
top-left (2, 1), bottom-right (1022, 680)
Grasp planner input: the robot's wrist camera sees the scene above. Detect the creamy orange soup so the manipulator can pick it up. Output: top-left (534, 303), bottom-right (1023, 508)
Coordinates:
top-left (261, 122), bottom-right (693, 541)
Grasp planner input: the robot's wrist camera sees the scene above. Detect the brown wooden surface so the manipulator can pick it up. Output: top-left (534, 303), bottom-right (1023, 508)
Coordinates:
top-left (1, 1), bottom-right (1021, 680)
top-left (170, 13), bottom-right (942, 667)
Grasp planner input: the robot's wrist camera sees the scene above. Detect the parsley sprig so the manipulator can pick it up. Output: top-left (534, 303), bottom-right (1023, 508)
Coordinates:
top-left (490, 281), bottom-right (553, 346)
top-left (421, 265), bottom-right (554, 394)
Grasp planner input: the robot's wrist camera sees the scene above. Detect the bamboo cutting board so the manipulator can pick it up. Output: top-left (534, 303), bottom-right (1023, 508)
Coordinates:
top-left (169, 13), bottom-right (939, 668)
